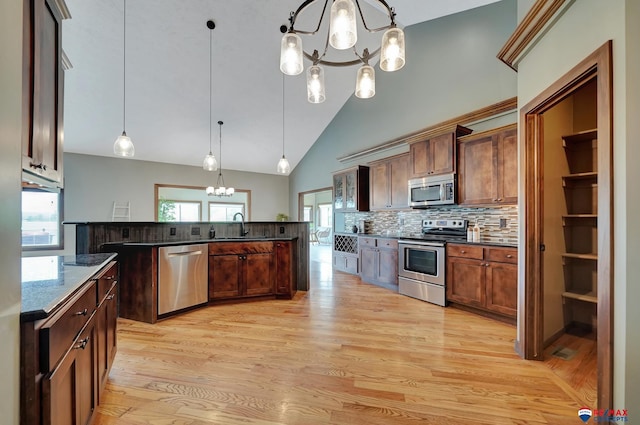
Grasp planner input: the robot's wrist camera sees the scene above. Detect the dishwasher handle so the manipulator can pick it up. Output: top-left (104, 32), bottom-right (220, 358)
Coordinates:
top-left (167, 250), bottom-right (203, 258)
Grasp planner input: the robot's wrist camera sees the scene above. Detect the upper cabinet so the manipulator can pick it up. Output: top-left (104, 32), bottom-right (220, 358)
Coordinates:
top-left (458, 124), bottom-right (517, 206)
top-left (22, 0), bottom-right (70, 188)
top-left (408, 125), bottom-right (472, 178)
top-left (369, 153), bottom-right (410, 211)
top-left (333, 166), bottom-right (370, 212)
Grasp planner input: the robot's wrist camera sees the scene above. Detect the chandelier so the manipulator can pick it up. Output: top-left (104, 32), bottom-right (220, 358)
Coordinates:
top-left (206, 121), bottom-right (235, 197)
top-left (279, 0), bottom-right (405, 102)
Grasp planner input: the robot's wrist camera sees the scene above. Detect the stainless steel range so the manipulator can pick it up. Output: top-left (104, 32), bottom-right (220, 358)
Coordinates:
top-left (398, 219), bottom-right (467, 306)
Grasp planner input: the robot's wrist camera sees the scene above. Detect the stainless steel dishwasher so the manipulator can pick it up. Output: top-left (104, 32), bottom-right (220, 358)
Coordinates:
top-left (158, 244), bottom-right (208, 315)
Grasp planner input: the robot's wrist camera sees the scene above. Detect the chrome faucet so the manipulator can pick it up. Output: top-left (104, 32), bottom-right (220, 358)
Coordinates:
top-left (233, 212), bottom-right (248, 237)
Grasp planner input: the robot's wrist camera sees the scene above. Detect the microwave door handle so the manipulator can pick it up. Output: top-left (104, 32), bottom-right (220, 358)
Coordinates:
top-left (439, 183), bottom-right (445, 201)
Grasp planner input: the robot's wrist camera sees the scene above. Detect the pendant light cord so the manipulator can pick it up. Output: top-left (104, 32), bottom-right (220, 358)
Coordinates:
top-left (209, 23), bottom-right (213, 154)
top-left (217, 121), bottom-right (224, 185)
top-left (282, 73), bottom-right (285, 156)
top-left (122, 0), bottom-right (127, 133)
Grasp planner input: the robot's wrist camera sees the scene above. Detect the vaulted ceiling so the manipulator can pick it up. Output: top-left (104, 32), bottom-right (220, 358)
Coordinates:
top-left (62, 0), bottom-right (501, 175)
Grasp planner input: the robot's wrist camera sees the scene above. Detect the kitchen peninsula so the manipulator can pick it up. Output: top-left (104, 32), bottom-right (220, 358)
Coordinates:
top-left (68, 221), bottom-right (309, 323)
top-left (21, 253), bottom-right (118, 425)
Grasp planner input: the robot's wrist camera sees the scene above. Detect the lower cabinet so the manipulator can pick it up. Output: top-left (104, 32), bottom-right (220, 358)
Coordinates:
top-left (275, 241), bottom-right (297, 299)
top-left (359, 236), bottom-right (398, 287)
top-left (446, 244), bottom-right (517, 319)
top-left (333, 252), bottom-right (359, 274)
top-left (209, 242), bottom-right (275, 300)
top-left (21, 260), bottom-right (118, 425)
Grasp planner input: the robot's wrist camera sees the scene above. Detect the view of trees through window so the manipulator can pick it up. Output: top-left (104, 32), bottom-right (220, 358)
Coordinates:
top-left (157, 198), bottom-right (201, 222)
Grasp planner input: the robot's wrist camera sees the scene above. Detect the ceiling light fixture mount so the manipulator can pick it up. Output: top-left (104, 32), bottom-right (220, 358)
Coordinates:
top-left (206, 121), bottom-right (235, 197)
top-left (280, 0), bottom-right (405, 103)
top-left (113, 0), bottom-right (135, 157)
top-left (202, 19), bottom-right (218, 171)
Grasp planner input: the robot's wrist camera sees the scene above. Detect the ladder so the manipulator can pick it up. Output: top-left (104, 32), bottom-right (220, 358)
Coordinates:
top-left (112, 201), bottom-right (131, 221)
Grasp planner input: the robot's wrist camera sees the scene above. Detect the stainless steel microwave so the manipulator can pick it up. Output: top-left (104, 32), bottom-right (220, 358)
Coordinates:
top-left (408, 173), bottom-right (456, 207)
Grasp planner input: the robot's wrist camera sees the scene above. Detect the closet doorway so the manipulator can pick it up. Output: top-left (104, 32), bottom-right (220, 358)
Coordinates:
top-left (521, 42), bottom-right (613, 408)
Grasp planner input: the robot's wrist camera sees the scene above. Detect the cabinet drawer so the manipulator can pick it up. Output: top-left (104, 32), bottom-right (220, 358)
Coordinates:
top-left (360, 237), bottom-right (376, 247)
top-left (96, 261), bottom-right (118, 305)
top-left (209, 241), bottom-right (274, 255)
top-left (378, 238), bottom-right (398, 249)
top-left (486, 248), bottom-right (518, 264)
top-left (40, 281), bottom-right (97, 373)
top-left (447, 244), bottom-right (483, 259)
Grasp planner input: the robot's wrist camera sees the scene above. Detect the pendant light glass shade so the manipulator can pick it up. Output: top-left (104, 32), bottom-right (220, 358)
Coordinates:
top-left (380, 27), bottom-right (405, 72)
top-left (355, 64), bottom-right (375, 99)
top-left (307, 65), bottom-right (325, 104)
top-left (280, 32), bottom-right (304, 76)
top-left (114, 0), bottom-right (134, 157)
top-left (207, 121), bottom-right (234, 197)
top-left (203, 153), bottom-right (217, 171)
top-left (329, 0), bottom-right (357, 50)
top-left (114, 131), bottom-right (134, 157)
top-left (277, 156), bottom-right (291, 174)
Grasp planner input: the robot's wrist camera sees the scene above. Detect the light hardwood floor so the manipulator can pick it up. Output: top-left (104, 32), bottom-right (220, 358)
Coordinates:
top-left (94, 247), bottom-right (593, 424)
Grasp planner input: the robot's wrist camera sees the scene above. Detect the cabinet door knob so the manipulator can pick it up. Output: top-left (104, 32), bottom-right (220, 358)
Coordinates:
top-left (74, 308), bottom-right (88, 316)
top-left (460, 250), bottom-right (466, 254)
top-left (485, 263), bottom-right (490, 267)
top-left (506, 254), bottom-right (513, 258)
top-left (493, 199), bottom-right (498, 202)
top-left (106, 294), bottom-right (116, 300)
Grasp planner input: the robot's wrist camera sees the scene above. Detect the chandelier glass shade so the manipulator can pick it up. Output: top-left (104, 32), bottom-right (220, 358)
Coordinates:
top-left (113, 0), bottom-right (135, 157)
top-left (280, 0), bottom-right (405, 102)
top-left (206, 121), bottom-right (234, 197)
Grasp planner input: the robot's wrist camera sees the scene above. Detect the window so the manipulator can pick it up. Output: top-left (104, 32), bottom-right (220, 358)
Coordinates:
top-left (22, 189), bottom-right (62, 250)
top-left (318, 203), bottom-right (333, 228)
top-left (158, 200), bottom-right (201, 222)
top-left (209, 202), bottom-right (245, 221)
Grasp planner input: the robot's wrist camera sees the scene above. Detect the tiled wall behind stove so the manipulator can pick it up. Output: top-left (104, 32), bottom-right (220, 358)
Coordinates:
top-left (342, 205), bottom-right (518, 246)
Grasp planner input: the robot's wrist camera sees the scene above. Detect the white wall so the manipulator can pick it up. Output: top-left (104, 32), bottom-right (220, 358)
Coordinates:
top-left (289, 0), bottom-right (518, 212)
top-left (0, 0), bottom-right (23, 422)
top-left (516, 0), bottom-right (639, 411)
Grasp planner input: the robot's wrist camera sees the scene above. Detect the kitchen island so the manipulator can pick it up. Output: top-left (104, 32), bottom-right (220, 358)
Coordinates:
top-left (21, 253), bottom-right (118, 425)
top-left (103, 237), bottom-right (298, 324)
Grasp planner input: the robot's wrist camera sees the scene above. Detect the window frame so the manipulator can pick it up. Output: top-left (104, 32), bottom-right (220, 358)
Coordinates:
top-left (208, 202), bottom-right (246, 222)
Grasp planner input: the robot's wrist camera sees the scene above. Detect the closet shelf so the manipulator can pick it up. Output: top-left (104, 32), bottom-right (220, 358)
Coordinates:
top-left (563, 214), bottom-right (597, 219)
top-left (562, 129), bottom-right (598, 144)
top-left (562, 252), bottom-right (598, 261)
top-left (563, 171), bottom-right (598, 180)
top-left (562, 290), bottom-right (597, 304)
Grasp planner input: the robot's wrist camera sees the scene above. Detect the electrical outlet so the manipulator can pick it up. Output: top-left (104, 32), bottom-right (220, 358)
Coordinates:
top-left (279, 226), bottom-right (285, 234)
top-left (499, 218), bottom-right (507, 228)
top-left (122, 228), bottom-right (129, 238)
top-left (191, 227), bottom-right (200, 236)
top-left (170, 227), bottom-right (176, 236)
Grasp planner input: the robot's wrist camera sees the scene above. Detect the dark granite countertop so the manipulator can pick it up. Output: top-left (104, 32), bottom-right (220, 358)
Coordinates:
top-left (21, 253), bottom-right (117, 322)
top-left (101, 236), bottom-right (298, 248)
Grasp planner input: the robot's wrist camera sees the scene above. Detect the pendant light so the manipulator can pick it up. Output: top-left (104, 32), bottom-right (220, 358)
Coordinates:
top-left (113, 0), bottom-right (134, 157)
top-left (277, 74), bottom-right (291, 174)
top-left (206, 121), bottom-right (235, 197)
top-left (355, 51), bottom-right (375, 99)
top-left (202, 20), bottom-right (218, 171)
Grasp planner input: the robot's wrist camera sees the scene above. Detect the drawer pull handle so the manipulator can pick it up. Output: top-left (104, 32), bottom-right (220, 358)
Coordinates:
top-left (460, 250), bottom-right (466, 254)
top-left (106, 294), bottom-right (116, 300)
top-left (74, 337), bottom-right (90, 350)
top-left (74, 308), bottom-right (88, 316)
top-left (506, 254), bottom-right (513, 258)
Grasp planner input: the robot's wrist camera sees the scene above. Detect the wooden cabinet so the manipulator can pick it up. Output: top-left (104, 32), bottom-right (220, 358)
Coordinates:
top-left (275, 241), bottom-right (297, 299)
top-left (447, 244), bottom-right (517, 319)
top-left (95, 262), bottom-right (118, 398)
top-left (21, 260), bottom-right (117, 425)
top-left (409, 125), bottom-right (472, 178)
top-left (209, 241), bottom-right (275, 300)
top-left (333, 166), bottom-right (370, 212)
top-left (369, 153), bottom-right (410, 210)
top-left (458, 124), bottom-right (517, 205)
top-left (359, 237), bottom-right (398, 287)
top-left (333, 234), bottom-right (359, 274)
top-left (22, 0), bottom-right (69, 187)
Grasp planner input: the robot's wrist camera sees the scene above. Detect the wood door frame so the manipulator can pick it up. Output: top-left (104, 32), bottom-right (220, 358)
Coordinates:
top-left (520, 41), bottom-right (613, 408)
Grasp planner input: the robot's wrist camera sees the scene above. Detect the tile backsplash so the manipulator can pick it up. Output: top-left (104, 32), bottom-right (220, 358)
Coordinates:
top-left (341, 205), bottom-right (518, 246)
